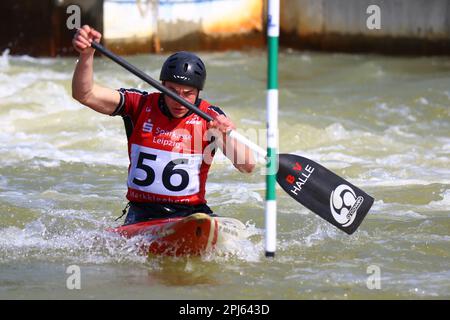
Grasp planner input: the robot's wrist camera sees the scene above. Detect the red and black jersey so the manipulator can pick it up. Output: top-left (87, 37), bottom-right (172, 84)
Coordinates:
top-left (112, 89), bottom-right (225, 205)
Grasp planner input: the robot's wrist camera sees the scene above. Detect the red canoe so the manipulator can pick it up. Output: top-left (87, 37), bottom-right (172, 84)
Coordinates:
top-left (109, 213), bottom-right (247, 257)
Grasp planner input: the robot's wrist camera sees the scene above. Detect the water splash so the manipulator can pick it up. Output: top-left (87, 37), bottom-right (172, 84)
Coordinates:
top-left (0, 49), bottom-right (10, 69)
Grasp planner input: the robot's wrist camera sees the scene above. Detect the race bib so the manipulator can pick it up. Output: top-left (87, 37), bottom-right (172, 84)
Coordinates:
top-left (128, 144), bottom-right (202, 196)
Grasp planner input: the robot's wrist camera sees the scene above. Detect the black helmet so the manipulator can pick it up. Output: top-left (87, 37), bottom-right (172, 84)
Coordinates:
top-left (160, 51), bottom-right (206, 90)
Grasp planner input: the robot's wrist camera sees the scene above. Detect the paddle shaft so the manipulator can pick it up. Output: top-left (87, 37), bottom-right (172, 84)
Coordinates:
top-left (90, 41), bottom-right (266, 157)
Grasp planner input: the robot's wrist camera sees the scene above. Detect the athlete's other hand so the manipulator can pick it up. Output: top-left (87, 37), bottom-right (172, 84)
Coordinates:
top-left (207, 115), bottom-right (236, 135)
top-left (73, 25), bottom-right (102, 55)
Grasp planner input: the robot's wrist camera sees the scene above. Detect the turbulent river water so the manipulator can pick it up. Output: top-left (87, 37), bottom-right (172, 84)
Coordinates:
top-left (0, 49), bottom-right (449, 299)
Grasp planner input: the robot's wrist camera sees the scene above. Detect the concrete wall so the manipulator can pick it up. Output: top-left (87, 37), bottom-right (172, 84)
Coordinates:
top-left (158, 0), bottom-right (263, 52)
top-left (280, 0), bottom-right (450, 54)
top-left (103, 0), bottom-right (157, 54)
top-left (103, 0), bottom-right (264, 54)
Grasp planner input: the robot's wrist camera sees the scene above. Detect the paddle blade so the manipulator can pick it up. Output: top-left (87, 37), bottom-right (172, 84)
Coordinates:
top-left (276, 154), bottom-right (374, 234)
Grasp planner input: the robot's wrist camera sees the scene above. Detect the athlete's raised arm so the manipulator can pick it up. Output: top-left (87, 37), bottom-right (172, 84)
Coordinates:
top-left (72, 25), bottom-right (120, 115)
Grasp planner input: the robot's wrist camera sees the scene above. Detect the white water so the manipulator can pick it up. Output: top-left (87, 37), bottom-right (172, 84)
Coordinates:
top-left (0, 50), bottom-right (449, 299)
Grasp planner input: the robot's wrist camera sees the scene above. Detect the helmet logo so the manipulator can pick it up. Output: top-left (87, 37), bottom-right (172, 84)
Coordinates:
top-left (173, 75), bottom-right (191, 81)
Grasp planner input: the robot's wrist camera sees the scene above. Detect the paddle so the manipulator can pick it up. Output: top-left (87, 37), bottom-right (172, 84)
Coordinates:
top-left (90, 41), bottom-right (374, 235)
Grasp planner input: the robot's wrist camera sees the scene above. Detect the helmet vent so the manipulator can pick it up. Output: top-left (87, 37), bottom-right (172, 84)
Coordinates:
top-left (196, 63), bottom-right (204, 70)
top-left (183, 63), bottom-right (189, 72)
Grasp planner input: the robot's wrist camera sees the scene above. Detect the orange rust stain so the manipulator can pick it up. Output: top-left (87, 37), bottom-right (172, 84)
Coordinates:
top-left (204, 0), bottom-right (263, 35)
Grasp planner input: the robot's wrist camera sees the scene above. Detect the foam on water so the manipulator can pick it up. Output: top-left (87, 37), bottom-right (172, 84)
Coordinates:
top-left (1, 51), bottom-right (449, 298)
top-left (0, 49), bottom-right (10, 70)
top-left (202, 222), bottom-right (263, 263)
top-left (0, 212), bottom-right (147, 265)
top-left (206, 182), bottom-right (263, 206)
top-left (285, 120), bottom-right (450, 190)
top-left (428, 189), bottom-right (450, 209)
top-left (0, 176), bottom-right (7, 189)
top-left (0, 192), bottom-right (265, 265)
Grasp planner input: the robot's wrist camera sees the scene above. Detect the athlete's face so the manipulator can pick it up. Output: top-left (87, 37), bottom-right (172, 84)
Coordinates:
top-left (163, 81), bottom-right (199, 118)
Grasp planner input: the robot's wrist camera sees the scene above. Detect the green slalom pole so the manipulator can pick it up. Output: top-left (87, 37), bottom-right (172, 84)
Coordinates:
top-left (265, 0), bottom-right (279, 257)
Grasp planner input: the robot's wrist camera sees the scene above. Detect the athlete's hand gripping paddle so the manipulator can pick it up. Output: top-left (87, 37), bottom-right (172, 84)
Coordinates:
top-left (90, 41), bottom-right (374, 234)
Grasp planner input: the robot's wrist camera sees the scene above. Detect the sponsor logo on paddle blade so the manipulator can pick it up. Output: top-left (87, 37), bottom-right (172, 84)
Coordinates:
top-left (329, 184), bottom-right (364, 227)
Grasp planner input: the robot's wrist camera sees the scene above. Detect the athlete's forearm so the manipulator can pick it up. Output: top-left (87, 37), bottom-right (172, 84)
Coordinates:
top-left (72, 53), bottom-right (121, 115)
top-left (72, 52), bottom-right (95, 103)
top-left (221, 134), bottom-right (256, 173)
